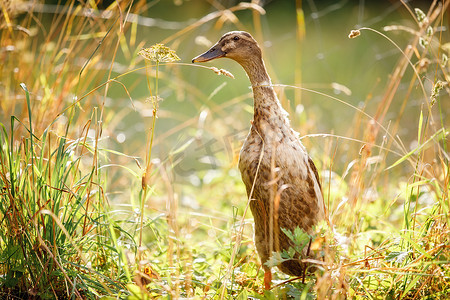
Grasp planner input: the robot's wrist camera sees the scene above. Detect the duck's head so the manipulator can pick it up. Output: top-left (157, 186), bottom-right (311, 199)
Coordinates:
top-left (192, 31), bottom-right (262, 65)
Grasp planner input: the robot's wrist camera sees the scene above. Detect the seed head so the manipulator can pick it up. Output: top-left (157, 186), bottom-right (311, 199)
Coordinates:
top-left (138, 44), bottom-right (180, 63)
top-left (426, 26), bottom-right (433, 37)
top-left (430, 80), bottom-right (446, 106)
top-left (419, 37), bottom-right (428, 49)
top-left (348, 30), bottom-right (361, 39)
top-left (441, 53), bottom-right (448, 68)
top-left (414, 8), bottom-right (428, 25)
top-left (210, 67), bottom-right (235, 79)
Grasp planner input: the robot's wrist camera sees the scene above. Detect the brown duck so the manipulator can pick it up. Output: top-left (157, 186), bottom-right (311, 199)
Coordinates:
top-left (192, 31), bottom-right (325, 289)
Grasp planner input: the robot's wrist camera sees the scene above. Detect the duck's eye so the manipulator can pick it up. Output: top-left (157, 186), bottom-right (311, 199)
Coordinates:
top-left (233, 36), bottom-right (239, 41)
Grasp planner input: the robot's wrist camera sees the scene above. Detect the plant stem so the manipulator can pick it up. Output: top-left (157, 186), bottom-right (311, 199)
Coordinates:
top-left (140, 62), bottom-right (159, 248)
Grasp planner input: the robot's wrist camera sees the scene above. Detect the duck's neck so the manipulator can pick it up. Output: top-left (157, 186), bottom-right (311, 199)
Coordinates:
top-left (239, 57), bottom-right (287, 129)
top-left (240, 56), bottom-right (271, 88)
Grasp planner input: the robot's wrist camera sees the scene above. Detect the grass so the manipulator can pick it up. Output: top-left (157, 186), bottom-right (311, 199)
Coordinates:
top-left (0, 0), bottom-right (449, 299)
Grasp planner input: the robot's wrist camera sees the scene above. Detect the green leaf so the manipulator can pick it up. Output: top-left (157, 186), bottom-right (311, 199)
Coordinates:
top-left (236, 290), bottom-right (248, 300)
top-left (263, 290), bottom-right (276, 300)
top-left (281, 227), bottom-right (310, 254)
top-left (385, 251), bottom-right (409, 263)
top-left (281, 227), bottom-right (295, 242)
top-left (293, 227), bottom-right (310, 246)
top-left (386, 128), bottom-right (448, 170)
top-left (400, 274), bottom-right (422, 299)
top-left (402, 234), bottom-right (433, 259)
top-left (264, 251), bottom-right (288, 268)
top-left (126, 283), bottom-right (149, 300)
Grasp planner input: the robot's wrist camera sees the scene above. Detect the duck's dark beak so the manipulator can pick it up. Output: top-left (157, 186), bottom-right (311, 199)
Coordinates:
top-left (192, 44), bottom-right (225, 63)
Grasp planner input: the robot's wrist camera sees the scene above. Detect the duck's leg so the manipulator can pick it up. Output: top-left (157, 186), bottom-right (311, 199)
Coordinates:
top-left (264, 270), bottom-right (272, 290)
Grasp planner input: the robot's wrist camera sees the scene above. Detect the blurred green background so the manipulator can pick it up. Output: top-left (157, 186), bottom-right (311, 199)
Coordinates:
top-left (3, 0), bottom-right (447, 210)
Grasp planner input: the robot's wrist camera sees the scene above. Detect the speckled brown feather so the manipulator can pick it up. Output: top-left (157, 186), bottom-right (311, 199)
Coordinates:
top-left (193, 31), bottom-right (325, 278)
